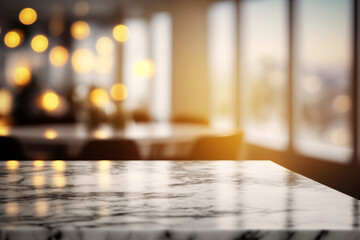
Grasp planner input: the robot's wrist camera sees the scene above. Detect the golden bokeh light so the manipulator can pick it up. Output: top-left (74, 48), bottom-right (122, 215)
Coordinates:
top-left (111, 83), bottom-right (128, 101)
top-left (0, 127), bottom-right (9, 136)
top-left (113, 24), bottom-right (129, 42)
top-left (333, 95), bottom-right (351, 113)
top-left (6, 160), bottom-right (19, 171)
top-left (96, 37), bottom-right (114, 56)
top-left (90, 88), bottom-right (109, 108)
top-left (71, 49), bottom-right (95, 74)
top-left (31, 35), bottom-right (49, 53)
top-left (4, 30), bottom-right (22, 48)
top-left (52, 160), bottom-right (66, 172)
top-left (133, 60), bottom-right (155, 78)
top-left (71, 21), bottom-right (90, 40)
top-left (19, 8), bottom-right (37, 25)
top-left (33, 175), bottom-right (45, 187)
top-left (6, 202), bottom-right (19, 217)
top-left (49, 46), bottom-right (69, 67)
top-left (73, 1), bottom-right (90, 17)
top-left (0, 88), bottom-right (13, 116)
top-left (12, 66), bottom-right (31, 86)
top-left (43, 129), bottom-right (58, 139)
top-left (94, 56), bottom-right (113, 75)
top-left (33, 160), bottom-right (45, 170)
top-left (40, 91), bottom-right (60, 112)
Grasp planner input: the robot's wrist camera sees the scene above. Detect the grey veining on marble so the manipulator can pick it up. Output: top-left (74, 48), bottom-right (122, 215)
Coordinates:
top-left (0, 160), bottom-right (359, 240)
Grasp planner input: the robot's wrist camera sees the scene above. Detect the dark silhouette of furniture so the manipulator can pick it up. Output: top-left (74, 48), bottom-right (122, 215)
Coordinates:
top-left (171, 115), bottom-right (209, 125)
top-left (149, 115), bottom-right (209, 159)
top-left (78, 139), bottom-right (142, 160)
top-left (0, 136), bottom-right (28, 160)
top-left (188, 131), bottom-right (244, 160)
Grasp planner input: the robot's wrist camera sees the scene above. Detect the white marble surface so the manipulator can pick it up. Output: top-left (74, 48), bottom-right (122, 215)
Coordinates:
top-left (0, 160), bottom-right (359, 240)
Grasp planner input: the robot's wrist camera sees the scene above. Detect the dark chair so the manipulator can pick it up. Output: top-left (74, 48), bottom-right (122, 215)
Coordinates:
top-left (78, 139), bottom-right (142, 160)
top-left (149, 115), bottom-right (209, 159)
top-left (0, 136), bottom-right (28, 160)
top-left (188, 131), bottom-right (244, 160)
top-left (171, 115), bottom-right (209, 125)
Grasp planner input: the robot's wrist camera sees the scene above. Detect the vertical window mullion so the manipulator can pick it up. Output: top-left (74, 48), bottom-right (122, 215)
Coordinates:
top-left (288, 0), bottom-right (295, 153)
top-left (352, 0), bottom-right (358, 164)
top-left (235, 0), bottom-right (242, 129)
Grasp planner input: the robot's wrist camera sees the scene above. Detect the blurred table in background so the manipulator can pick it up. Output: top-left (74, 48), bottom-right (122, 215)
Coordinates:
top-left (0, 160), bottom-right (359, 240)
top-left (4, 122), bottom-right (232, 159)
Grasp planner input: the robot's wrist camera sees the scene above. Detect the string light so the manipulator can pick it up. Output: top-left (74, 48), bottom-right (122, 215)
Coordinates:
top-left (90, 88), bottom-right (109, 108)
top-left (71, 21), bottom-right (90, 40)
top-left (72, 49), bottom-right (95, 74)
top-left (111, 84), bottom-right (128, 101)
top-left (113, 24), bottom-right (129, 42)
top-left (40, 91), bottom-right (60, 112)
top-left (133, 59), bottom-right (155, 78)
top-left (19, 8), bottom-right (37, 25)
top-left (31, 35), bottom-right (49, 53)
top-left (4, 30), bottom-right (22, 48)
top-left (49, 46), bottom-right (69, 67)
top-left (12, 66), bottom-right (31, 86)
top-left (96, 37), bottom-right (114, 56)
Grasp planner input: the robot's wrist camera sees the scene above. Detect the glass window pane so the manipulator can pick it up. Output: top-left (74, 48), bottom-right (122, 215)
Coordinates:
top-left (150, 12), bottom-right (172, 122)
top-left (207, 1), bottom-right (236, 129)
top-left (123, 18), bottom-right (150, 110)
top-left (294, 0), bottom-right (353, 162)
top-left (240, 0), bottom-right (288, 149)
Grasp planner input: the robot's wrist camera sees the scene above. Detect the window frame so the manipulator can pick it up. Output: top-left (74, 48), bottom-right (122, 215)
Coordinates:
top-left (236, 0), bottom-right (358, 165)
top-left (234, 0), bottom-right (359, 198)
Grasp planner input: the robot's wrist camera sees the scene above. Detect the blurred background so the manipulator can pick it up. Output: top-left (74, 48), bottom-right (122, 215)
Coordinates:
top-left (0, 0), bottom-right (359, 198)
top-left (0, 0), bottom-right (357, 163)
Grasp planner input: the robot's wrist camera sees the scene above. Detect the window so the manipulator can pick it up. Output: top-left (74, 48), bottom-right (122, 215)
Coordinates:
top-left (207, 1), bottom-right (236, 129)
top-left (123, 18), bottom-right (150, 110)
top-left (123, 14), bottom-right (172, 121)
top-left (150, 12), bottom-right (172, 122)
top-left (294, 0), bottom-right (353, 162)
top-left (208, 0), bottom-right (357, 164)
top-left (240, 0), bottom-right (288, 149)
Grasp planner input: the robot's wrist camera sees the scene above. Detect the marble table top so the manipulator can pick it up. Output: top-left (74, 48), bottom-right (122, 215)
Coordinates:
top-left (0, 160), bottom-right (359, 240)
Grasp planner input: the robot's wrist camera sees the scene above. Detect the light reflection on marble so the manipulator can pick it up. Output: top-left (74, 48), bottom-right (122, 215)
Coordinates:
top-left (0, 160), bottom-right (359, 240)
top-left (33, 161), bottom-right (45, 170)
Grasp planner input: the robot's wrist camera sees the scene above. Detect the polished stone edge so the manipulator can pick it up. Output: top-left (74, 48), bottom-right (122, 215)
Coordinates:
top-left (1, 228), bottom-right (360, 240)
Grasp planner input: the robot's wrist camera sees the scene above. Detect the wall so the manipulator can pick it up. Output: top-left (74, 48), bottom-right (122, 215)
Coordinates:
top-left (170, 0), bottom-right (212, 121)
